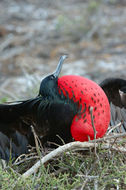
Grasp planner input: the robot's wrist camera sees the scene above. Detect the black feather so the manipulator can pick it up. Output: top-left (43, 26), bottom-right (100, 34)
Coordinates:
top-left (0, 74), bottom-right (78, 161)
top-left (100, 78), bottom-right (126, 132)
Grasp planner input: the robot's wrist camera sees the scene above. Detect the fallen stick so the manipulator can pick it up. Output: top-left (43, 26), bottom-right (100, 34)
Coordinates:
top-left (107, 122), bottom-right (122, 135)
top-left (91, 132), bottom-right (126, 143)
top-left (102, 143), bottom-right (126, 153)
top-left (22, 141), bottom-right (95, 178)
top-left (22, 132), bottom-right (126, 179)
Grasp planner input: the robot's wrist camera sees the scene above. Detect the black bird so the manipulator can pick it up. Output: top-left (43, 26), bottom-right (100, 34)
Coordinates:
top-left (100, 78), bottom-right (126, 132)
top-left (0, 55), bottom-right (78, 161)
top-left (0, 55), bottom-right (111, 161)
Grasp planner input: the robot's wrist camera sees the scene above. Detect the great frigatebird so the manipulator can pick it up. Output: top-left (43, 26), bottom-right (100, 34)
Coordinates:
top-left (0, 55), bottom-right (111, 161)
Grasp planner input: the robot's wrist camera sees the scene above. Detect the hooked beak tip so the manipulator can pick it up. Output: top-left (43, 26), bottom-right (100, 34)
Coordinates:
top-left (61, 54), bottom-right (68, 60)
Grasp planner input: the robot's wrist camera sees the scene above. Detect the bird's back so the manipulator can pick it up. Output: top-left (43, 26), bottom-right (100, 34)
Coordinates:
top-left (100, 78), bottom-right (126, 132)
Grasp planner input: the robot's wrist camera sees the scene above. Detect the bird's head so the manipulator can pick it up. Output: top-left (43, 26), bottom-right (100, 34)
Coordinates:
top-left (39, 55), bottom-right (67, 97)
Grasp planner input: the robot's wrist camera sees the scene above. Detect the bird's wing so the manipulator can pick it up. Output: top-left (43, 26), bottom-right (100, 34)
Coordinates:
top-left (0, 97), bottom-right (46, 161)
top-left (0, 96), bottom-right (78, 161)
top-left (0, 131), bottom-right (31, 161)
top-left (99, 78), bottom-right (126, 132)
top-left (110, 102), bottom-right (126, 132)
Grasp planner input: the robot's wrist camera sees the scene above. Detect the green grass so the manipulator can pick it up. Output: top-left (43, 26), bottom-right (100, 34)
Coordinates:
top-left (0, 144), bottom-right (126, 190)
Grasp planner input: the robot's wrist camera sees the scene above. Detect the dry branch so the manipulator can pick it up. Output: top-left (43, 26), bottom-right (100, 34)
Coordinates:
top-left (107, 122), bottom-right (122, 135)
top-left (22, 141), bottom-right (95, 178)
top-left (90, 106), bottom-right (97, 155)
top-left (22, 132), bottom-right (126, 179)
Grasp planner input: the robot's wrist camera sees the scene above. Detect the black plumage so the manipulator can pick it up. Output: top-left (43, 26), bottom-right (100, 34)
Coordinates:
top-left (100, 78), bottom-right (126, 132)
top-left (1, 57), bottom-right (126, 161)
top-left (0, 55), bottom-right (78, 161)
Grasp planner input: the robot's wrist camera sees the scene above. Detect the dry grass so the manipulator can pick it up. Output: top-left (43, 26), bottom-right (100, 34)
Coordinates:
top-left (0, 130), bottom-right (126, 190)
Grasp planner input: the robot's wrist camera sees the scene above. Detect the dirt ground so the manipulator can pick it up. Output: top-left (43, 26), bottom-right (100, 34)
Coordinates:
top-left (0, 0), bottom-right (126, 99)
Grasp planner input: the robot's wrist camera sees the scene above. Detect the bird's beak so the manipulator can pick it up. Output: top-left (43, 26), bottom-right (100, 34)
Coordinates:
top-left (53, 55), bottom-right (68, 78)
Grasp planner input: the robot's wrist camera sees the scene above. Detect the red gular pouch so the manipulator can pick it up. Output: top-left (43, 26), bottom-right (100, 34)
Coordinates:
top-left (58, 75), bottom-right (111, 142)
